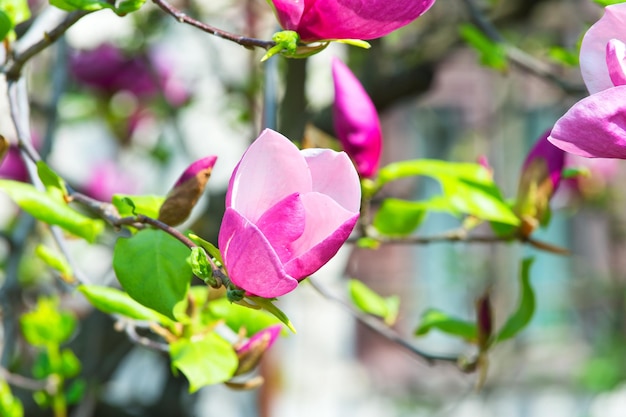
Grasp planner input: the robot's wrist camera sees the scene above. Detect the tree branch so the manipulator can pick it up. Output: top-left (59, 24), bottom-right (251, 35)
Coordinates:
top-left (152, 0), bottom-right (275, 50)
top-left (308, 277), bottom-right (462, 367)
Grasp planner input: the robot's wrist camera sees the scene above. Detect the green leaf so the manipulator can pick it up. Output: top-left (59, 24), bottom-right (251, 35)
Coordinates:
top-left (65, 379), bottom-right (86, 405)
top-left (49, 0), bottom-right (145, 14)
top-left (348, 279), bottom-right (399, 325)
top-left (459, 23), bottom-right (508, 71)
top-left (35, 244), bottom-right (73, 281)
top-left (0, 180), bottom-right (105, 242)
top-left (0, 10), bottom-right (12, 41)
top-left (112, 194), bottom-right (165, 218)
top-left (356, 237), bottom-right (380, 249)
top-left (170, 333), bottom-right (238, 392)
top-left (548, 46), bottom-right (579, 67)
top-left (0, 0), bottom-right (30, 40)
top-left (0, 380), bottom-right (23, 417)
top-left (36, 161), bottom-right (67, 196)
top-left (495, 257), bottom-right (535, 342)
top-left (206, 297), bottom-right (282, 336)
top-left (373, 199), bottom-right (427, 236)
top-left (246, 296), bottom-right (296, 333)
top-left (113, 229), bottom-right (192, 321)
top-left (414, 308), bottom-right (477, 342)
top-left (78, 285), bottom-right (172, 324)
top-left (20, 297), bottom-right (76, 347)
top-left (187, 247), bottom-right (215, 286)
top-left (377, 160), bottom-right (519, 225)
top-left (594, 0), bottom-right (626, 5)
top-left (59, 348), bottom-right (81, 378)
top-left (188, 233), bottom-right (223, 265)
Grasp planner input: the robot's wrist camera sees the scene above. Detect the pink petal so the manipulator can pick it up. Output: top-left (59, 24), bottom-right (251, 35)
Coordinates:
top-left (580, 4), bottom-right (626, 94)
top-left (607, 39), bottom-right (626, 87)
top-left (227, 129), bottom-right (311, 223)
top-left (255, 193), bottom-right (306, 263)
top-left (174, 156), bottom-right (217, 187)
top-left (548, 86), bottom-right (626, 158)
top-left (522, 130), bottom-right (565, 191)
top-left (218, 208), bottom-right (298, 298)
top-left (301, 148), bottom-right (362, 213)
top-left (271, 0), bottom-right (436, 41)
top-left (236, 324), bottom-right (282, 354)
top-left (332, 57), bottom-right (382, 178)
top-left (285, 192), bottom-right (359, 278)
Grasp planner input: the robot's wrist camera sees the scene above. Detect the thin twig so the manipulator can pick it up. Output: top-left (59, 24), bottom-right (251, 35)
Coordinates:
top-left (0, 367), bottom-right (50, 391)
top-left (152, 0), bottom-right (275, 50)
top-left (461, 0), bottom-right (586, 95)
top-left (308, 277), bottom-right (461, 366)
top-left (123, 322), bottom-right (170, 353)
top-left (4, 10), bottom-right (90, 81)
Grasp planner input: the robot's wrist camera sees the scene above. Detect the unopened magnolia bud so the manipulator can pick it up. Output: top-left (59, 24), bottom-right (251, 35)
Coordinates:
top-left (158, 156), bottom-right (217, 226)
top-left (234, 325), bottom-right (282, 376)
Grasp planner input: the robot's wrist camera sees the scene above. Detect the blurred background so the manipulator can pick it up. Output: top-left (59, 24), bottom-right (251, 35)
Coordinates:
top-left (2, 0), bottom-right (626, 415)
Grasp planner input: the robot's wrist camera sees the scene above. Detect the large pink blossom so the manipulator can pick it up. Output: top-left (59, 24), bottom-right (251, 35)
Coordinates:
top-left (548, 4), bottom-right (626, 158)
top-left (269, 0), bottom-right (436, 42)
top-left (218, 129), bottom-right (360, 298)
top-left (332, 57), bottom-right (382, 178)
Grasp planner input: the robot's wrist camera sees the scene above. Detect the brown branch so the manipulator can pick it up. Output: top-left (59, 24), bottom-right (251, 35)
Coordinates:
top-left (5, 10), bottom-right (91, 81)
top-left (460, 0), bottom-right (586, 95)
top-left (152, 0), bottom-right (275, 50)
top-left (308, 277), bottom-right (462, 366)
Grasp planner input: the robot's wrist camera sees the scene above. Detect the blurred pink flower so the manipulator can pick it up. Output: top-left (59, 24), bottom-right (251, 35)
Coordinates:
top-left (332, 57), bottom-right (382, 178)
top-left (548, 4), bottom-right (626, 158)
top-left (236, 324), bottom-right (282, 355)
top-left (270, 0), bottom-right (436, 42)
top-left (218, 129), bottom-right (360, 298)
top-left (522, 130), bottom-right (565, 192)
top-left (0, 146), bottom-right (29, 182)
top-left (70, 43), bottom-right (188, 106)
top-left (83, 162), bottom-right (139, 202)
top-left (561, 154), bottom-right (620, 199)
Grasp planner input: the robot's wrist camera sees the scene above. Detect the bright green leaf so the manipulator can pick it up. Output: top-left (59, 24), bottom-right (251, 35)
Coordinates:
top-left (0, 380), bottom-right (23, 417)
top-left (373, 199), bottom-right (427, 236)
top-left (0, 0), bottom-right (30, 40)
top-left (0, 10), bottom-right (12, 41)
top-left (60, 348), bottom-right (81, 378)
top-left (459, 23), bottom-right (508, 71)
top-left (594, 0), bottom-right (626, 5)
top-left (206, 297), bottom-right (282, 336)
top-left (187, 247), bottom-right (215, 286)
top-left (35, 244), bottom-right (73, 280)
top-left (246, 296), bottom-right (296, 333)
top-left (78, 285), bottom-right (173, 325)
top-left (49, 0), bottom-right (144, 14)
top-left (356, 237), bottom-right (380, 249)
top-left (36, 161), bottom-right (67, 196)
top-left (65, 379), bottom-right (86, 405)
top-left (170, 333), bottom-right (238, 392)
top-left (0, 180), bottom-right (104, 242)
top-left (414, 308), bottom-right (477, 342)
top-left (188, 233), bottom-right (223, 265)
top-left (112, 194), bottom-right (165, 218)
top-left (113, 229), bottom-right (192, 321)
top-left (348, 279), bottom-right (399, 325)
top-left (20, 297), bottom-right (76, 347)
top-left (495, 257), bottom-right (535, 342)
top-left (376, 160), bottom-right (519, 225)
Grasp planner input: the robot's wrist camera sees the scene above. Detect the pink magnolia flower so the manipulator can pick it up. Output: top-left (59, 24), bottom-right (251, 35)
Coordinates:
top-left (548, 4), bottom-right (626, 158)
top-left (70, 43), bottom-right (188, 106)
top-left (332, 57), bottom-right (382, 178)
top-left (0, 146), bottom-right (29, 182)
top-left (236, 324), bottom-right (282, 355)
top-left (269, 0), bottom-right (436, 42)
top-left (83, 162), bottom-right (139, 202)
top-left (218, 129), bottom-right (361, 298)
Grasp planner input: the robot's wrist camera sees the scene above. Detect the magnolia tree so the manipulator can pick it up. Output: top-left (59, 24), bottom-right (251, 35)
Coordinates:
top-left (0, 0), bottom-right (623, 415)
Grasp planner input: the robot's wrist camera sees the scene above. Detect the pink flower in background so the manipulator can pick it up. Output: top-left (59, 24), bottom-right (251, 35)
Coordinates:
top-left (561, 154), bottom-right (620, 199)
top-left (218, 129), bottom-right (361, 298)
top-left (332, 57), bottom-right (382, 178)
top-left (521, 130), bottom-right (565, 192)
top-left (70, 43), bottom-right (188, 106)
top-left (236, 324), bottom-right (282, 355)
top-left (269, 0), bottom-right (436, 42)
top-left (83, 162), bottom-right (139, 202)
top-left (0, 146), bottom-right (29, 182)
top-left (548, 4), bottom-right (626, 158)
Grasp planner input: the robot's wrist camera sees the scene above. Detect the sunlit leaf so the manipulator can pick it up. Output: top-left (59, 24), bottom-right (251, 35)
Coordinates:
top-left (0, 180), bottom-right (105, 242)
top-left (35, 244), bottom-right (73, 282)
top-left (206, 297), bottom-right (282, 336)
top-left (20, 297), bottom-right (76, 347)
top-left (78, 285), bottom-right (173, 325)
top-left (348, 279), bottom-right (399, 325)
top-left (112, 194), bottom-right (165, 218)
top-left (0, 380), bottom-right (23, 417)
top-left (36, 161), bottom-right (67, 196)
top-left (113, 229), bottom-right (192, 320)
top-left (170, 333), bottom-right (238, 392)
top-left (373, 199), bottom-right (427, 236)
top-left (495, 257), bottom-right (535, 342)
top-left (188, 233), bottom-right (223, 265)
top-left (245, 296), bottom-right (296, 333)
top-left (414, 308), bottom-right (477, 342)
